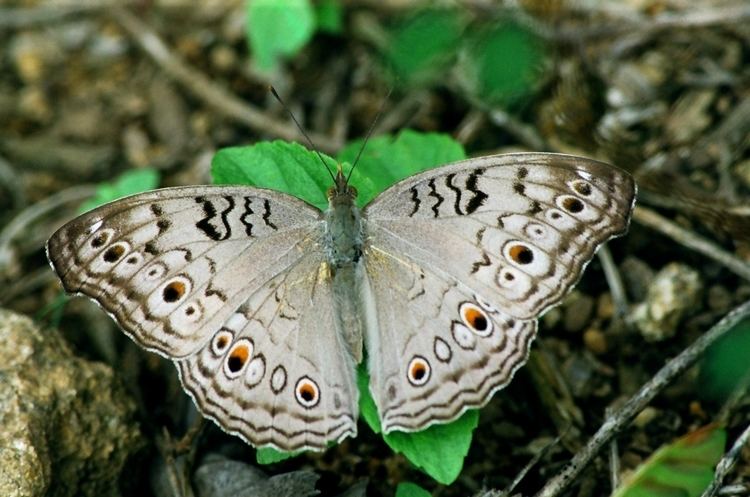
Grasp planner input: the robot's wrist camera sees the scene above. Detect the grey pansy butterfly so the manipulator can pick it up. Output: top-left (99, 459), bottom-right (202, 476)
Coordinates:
top-left (47, 152), bottom-right (635, 452)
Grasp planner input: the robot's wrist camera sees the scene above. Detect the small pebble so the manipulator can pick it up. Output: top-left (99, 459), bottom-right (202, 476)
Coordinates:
top-left (210, 45), bottom-right (237, 72)
top-left (583, 328), bottom-right (607, 355)
top-left (18, 86), bottom-right (52, 122)
top-left (633, 406), bottom-right (659, 428)
top-left (563, 291), bottom-right (594, 333)
top-left (597, 292), bottom-right (614, 320)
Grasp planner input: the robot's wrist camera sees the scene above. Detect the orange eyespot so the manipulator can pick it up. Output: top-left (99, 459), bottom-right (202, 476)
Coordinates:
top-left (295, 377), bottom-right (320, 407)
top-left (163, 280), bottom-right (186, 302)
top-left (227, 343), bottom-right (250, 374)
top-left (562, 197), bottom-right (584, 213)
top-left (407, 356), bottom-right (431, 386)
top-left (463, 306), bottom-right (487, 332)
top-left (103, 244), bottom-right (125, 262)
top-left (508, 244), bottom-right (534, 265)
top-left (460, 302), bottom-right (493, 337)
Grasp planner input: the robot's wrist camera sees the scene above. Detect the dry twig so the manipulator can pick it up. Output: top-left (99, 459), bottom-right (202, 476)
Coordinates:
top-left (633, 206), bottom-right (750, 282)
top-left (111, 8), bottom-right (343, 153)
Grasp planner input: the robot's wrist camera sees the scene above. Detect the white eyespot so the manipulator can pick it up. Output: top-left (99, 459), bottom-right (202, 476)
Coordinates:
top-left (452, 322), bottom-right (476, 350)
top-left (211, 329), bottom-right (233, 356)
top-left (407, 356), bottom-right (431, 386)
top-left (459, 302), bottom-right (493, 337)
top-left (245, 355), bottom-right (265, 388)
top-left (161, 276), bottom-right (191, 304)
top-left (270, 366), bottom-right (287, 393)
top-left (144, 262), bottom-right (168, 280)
top-left (182, 300), bottom-right (203, 321)
top-left (295, 376), bottom-right (321, 408)
top-left (524, 222), bottom-right (547, 239)
top-left (224, 339), bottom-right (253, 379)
top-left (497, 267), bottom-right (519, 287)
top-left (545, 209), bottom-right (565, 223)
top-left (433, 337), bottom-right (452, 363)
top-left (123, 252), bottom-right (142, 266)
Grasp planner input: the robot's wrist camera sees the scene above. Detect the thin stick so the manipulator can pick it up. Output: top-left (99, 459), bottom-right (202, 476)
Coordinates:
top-left (700, 422), bottom-right (750, 497)
top-left (110, 8), bottom-right (342, 153)
top-left (606, 407), bottom-right (620, 492)
top-left (633, 206), bottom-right (750, 282)
top-left (534, 299), bottom-right (750, 497)
top-left (269, 86), bottom-right (335, 182)
top-left (597, 245), bottom-right (629, 318)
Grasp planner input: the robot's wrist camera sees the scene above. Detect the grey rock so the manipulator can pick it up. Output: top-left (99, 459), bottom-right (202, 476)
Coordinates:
top-left (193, 454), bottom-right (319, 497)
top-left (0, 309), bottom-right (143, 497)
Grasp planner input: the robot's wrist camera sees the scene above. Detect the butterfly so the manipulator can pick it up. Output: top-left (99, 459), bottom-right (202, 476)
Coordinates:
top-left (47, 152), bottom-right (635, 452)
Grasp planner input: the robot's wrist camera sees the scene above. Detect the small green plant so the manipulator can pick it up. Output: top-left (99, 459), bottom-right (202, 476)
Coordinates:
top-left (245, 0), bottom-right (342, 73)
top-left (384, 9), bottom-right (546, 106)
top-left (212, 132), bottom-right (479, 484)
top-left (395, 481), bottom-right (432, 497)
top-left (79, 168), bottom-right (160, 213)
top-left (611, 424), bottom-right (726, 497)
top-left (699, 319), bottom-right (750, 403)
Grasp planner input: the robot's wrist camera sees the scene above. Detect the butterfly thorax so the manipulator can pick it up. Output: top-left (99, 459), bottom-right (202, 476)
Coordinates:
top-left (324, 172), bottom-right (363, 269)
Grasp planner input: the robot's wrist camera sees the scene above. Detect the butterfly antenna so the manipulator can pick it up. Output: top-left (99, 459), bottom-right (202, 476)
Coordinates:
top-left (346, 87), bottom-right (393, 184)
top-left (270, 86), bottom-right (335, 182)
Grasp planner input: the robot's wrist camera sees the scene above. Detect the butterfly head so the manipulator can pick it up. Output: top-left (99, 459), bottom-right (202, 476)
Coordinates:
top-left (327, 164), bottom-right (358, 204)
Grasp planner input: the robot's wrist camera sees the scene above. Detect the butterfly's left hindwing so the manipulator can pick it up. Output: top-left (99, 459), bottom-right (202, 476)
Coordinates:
top-left (176, 251), bottom-right (359, 452)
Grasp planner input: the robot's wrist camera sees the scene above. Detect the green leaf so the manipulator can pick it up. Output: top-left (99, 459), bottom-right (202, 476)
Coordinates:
top-left (246, 0), bottom-right (316, 72)
top-left (396, 482), bottom-right (432, 497)
top-left (212, 141), bottom-right (336, 211)
top-left (315, 0), bottom-right (342, 34)
top-left (357, 364), bottom-right (479, 485)
top-left (611, 424), bottom-right (726, 497)
top-left (337, 129), bottom-right (466, 207)
top-left (699, 319), bottom-right (750, 403)
top-left (255, 446), bottom-right (300, 464)
top-left (79, 168), bottom-right (160, 213)
top-left (458, 22), bottom-right (546, 107)
top-left (385, 9), bottom-right (465, 86)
